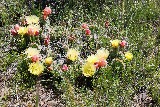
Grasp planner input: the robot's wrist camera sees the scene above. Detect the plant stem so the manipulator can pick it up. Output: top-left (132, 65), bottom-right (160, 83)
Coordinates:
top-left (36, 76), bottom-right (40, 107)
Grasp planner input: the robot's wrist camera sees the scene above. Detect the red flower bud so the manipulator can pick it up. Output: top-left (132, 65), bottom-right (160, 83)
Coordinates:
top-left (44, 38), bottom-right (50, 46)
top-left (105, 20), bottom-right (109, 28)
top-left (44, 39), bottom-right (49, 45)
top-left (85, 29), bottom-right (91, 35)
top-left (35, 30), bottom-right (39, 36)
top-left (120, 40), bottom-right (127, 47)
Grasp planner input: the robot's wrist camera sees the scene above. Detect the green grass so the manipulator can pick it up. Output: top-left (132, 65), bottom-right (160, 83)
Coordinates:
top-left (0, 0), bottom-right (160, 106)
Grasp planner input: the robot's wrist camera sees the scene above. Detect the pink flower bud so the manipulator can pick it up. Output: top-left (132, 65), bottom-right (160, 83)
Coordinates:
top-left (61, 64), bottom-right (68, 71)
top-left (11, 29), bottom-right (17, 36)
top-left (31, 55), bottom-right (39, 62)
top-left (120, 40), bottom-right (127, 47)
top-left (97, 59), bottom-right (107, 67)
top-left (81, 23), bottom-right (88, 29)
top-left (105, 21), bottom-right (109, 28)
top-left (14, 24), bottom-right (20, 31)
top-left (43, 7), bottom-right (52, 16)
top-left (28, 28), bottom-right (35, 36)
top-left (85, 29), bottom-right (91, 35)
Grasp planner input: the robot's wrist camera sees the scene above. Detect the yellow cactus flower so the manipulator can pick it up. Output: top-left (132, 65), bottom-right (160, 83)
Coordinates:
top-left (110, 39), bottom-right (120, 48)
top-left (17, 27), bottom-right (28, 35)
top-left (45, 57), bottom-right (53, 65)
top-left (125, 51), bottom-right (133, 61)
top-left (66, 48), bottom-right (79, 61)
top-left (82, 62), bottom-right (96, 77)
top-left (86, 54), bottom-right (99, 64)
top-left (28, 62), bottom-right (44, 75)
top-left (25, 15), bottom-right (39, 24)
top-left (25, 47), bottom-right (40, 58)
top-left (96, 48), bottom-right (109, 60)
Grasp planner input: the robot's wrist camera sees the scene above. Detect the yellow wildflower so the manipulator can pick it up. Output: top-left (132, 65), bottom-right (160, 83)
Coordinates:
top-left (28, 62), bottom-right (44, 75)
top-left (110, 39), bottom-right (120, 48)
top-left (25, 15), bottom-right (39, 24)
top-left (17, 27), bottom-right (28, 35)
top-left (82, 62), bottom-right (96, 77)
top-left (45, 57), bottom-right (53, 65)
top-left (25, 47), bottom-right (40, 58)
top-left (125, 51), bottom-right (133, 61)
top-left (96, 48), bottom-right (109, 60)
top-left (86, 54), bottom-right (98, 64)
top-left (66, 48), bottom-right (79, 61)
